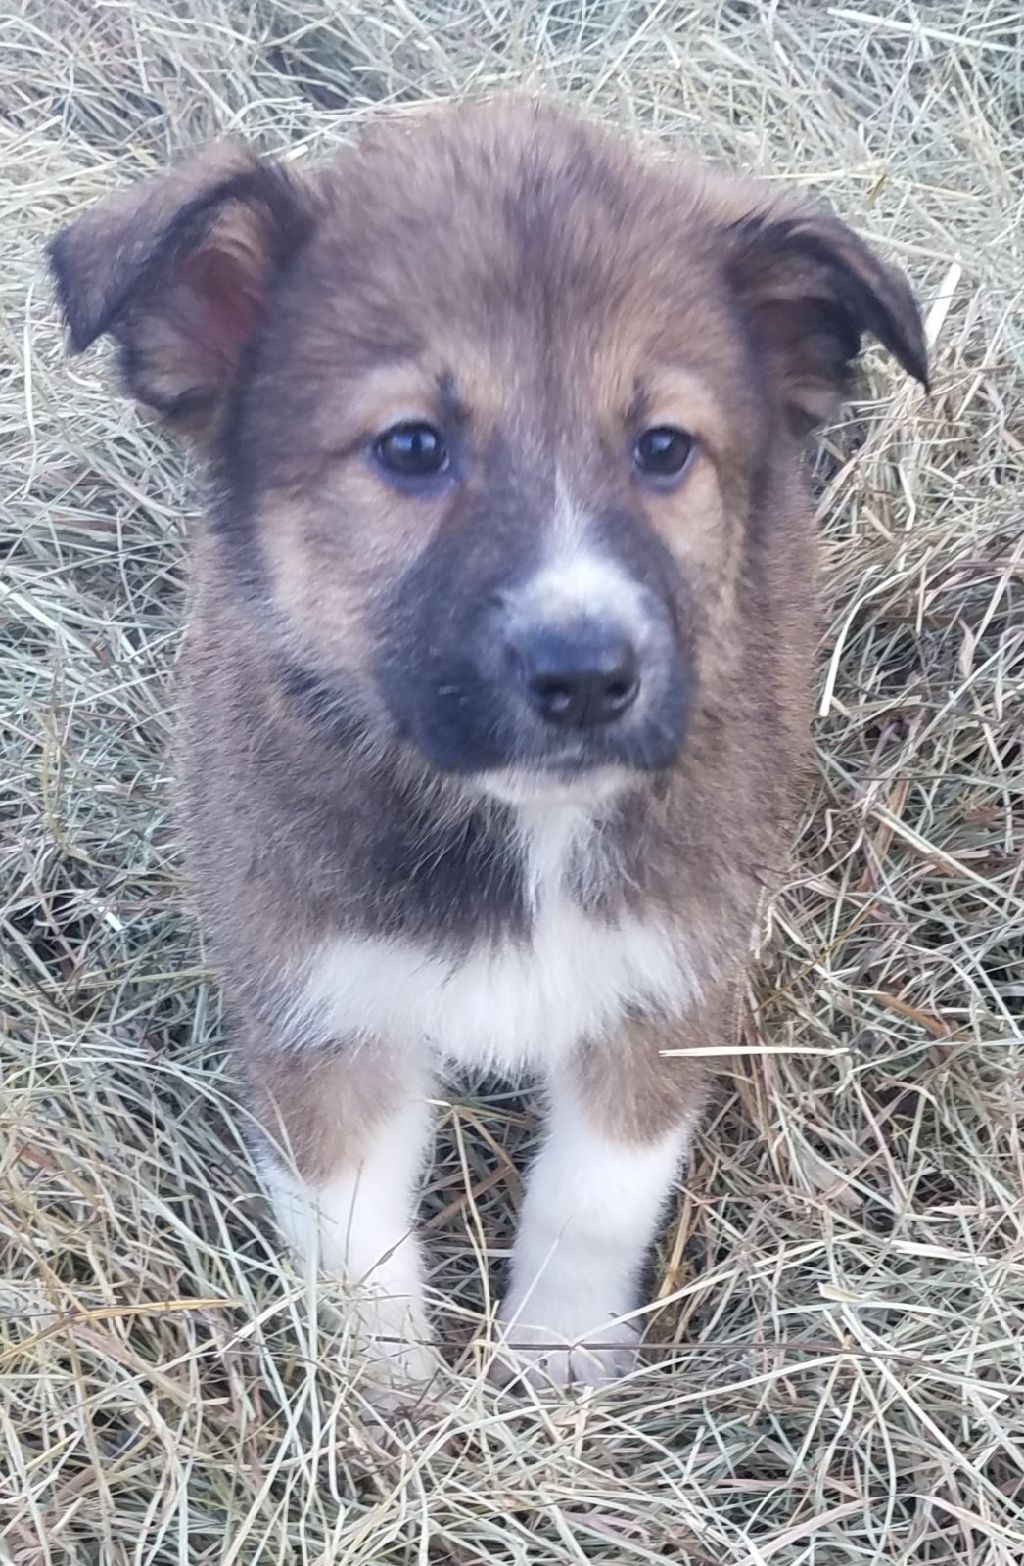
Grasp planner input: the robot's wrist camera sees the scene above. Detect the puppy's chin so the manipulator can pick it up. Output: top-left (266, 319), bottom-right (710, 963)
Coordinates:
top-left (470, 764), bottom-right (639, 810)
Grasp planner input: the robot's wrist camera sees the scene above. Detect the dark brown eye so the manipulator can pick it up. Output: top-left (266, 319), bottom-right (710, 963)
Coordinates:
top-left (374, 422), bottom-right (448, 478)
top-left (633, 426), bottom-right (695, 482)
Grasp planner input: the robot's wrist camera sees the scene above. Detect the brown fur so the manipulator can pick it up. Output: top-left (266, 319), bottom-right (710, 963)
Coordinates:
top-left (50, 100), bottom-right (926, 1371)
top-left (575, 997), bottom-right (731, 1143)
top-left (246, 1030), bottom-right (402, 1186)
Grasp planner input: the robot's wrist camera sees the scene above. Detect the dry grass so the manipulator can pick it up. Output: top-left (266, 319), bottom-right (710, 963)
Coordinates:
top-left (2, 1), bottom-right (1024, 1561)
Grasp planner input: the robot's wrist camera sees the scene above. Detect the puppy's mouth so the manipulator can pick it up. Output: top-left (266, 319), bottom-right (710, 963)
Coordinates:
top-left (472, 760), bottom-right (639, 809)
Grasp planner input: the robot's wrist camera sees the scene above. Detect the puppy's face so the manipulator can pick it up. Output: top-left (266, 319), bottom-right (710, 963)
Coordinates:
top-left (239, 133), bottom-right (760, 798)
top-left (50, 105), bottom-right (926, 802)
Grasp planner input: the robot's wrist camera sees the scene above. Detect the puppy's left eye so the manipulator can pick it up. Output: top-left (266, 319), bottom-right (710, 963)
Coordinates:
top-left (633, 426), bottom-right (695, 483)
top-left (374, 422), bottom-right (449, 479)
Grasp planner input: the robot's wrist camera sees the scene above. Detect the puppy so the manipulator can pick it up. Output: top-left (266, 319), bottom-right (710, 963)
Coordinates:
top-left (50, 100), bottom-right (926, 1390)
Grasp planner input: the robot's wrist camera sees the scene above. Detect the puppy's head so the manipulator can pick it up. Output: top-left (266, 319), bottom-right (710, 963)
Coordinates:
top-left (50, 103), bottom-right (927, 804)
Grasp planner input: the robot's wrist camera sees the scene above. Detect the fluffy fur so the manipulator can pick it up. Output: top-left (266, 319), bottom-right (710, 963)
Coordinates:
top-left (49, 99), bottom-right (926, 1391)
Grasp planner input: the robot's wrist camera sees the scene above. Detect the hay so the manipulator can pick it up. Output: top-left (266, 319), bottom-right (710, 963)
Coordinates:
top-left (2, 1), bottom-right (1023, 1560)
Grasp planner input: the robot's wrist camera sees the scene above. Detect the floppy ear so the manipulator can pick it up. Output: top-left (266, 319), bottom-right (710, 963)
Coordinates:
top-left (722, 201), bottom-right (928, 435)
top-left (48, 143), bottom-right (312, 438)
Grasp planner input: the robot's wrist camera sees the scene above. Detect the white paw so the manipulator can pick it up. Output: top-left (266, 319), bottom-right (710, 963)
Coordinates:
top-left (491, 1296), bottom-right (640, 1390)
top-left (351, 1291), bottom-right (441, 1402)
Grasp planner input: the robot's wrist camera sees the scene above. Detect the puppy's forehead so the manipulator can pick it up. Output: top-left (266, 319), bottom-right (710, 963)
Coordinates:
top-left (303, 110), bottom-right (735, 382)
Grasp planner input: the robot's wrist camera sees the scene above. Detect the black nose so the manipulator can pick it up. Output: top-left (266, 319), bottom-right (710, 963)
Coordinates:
top-left (509, 621), bottom-right (640, 728)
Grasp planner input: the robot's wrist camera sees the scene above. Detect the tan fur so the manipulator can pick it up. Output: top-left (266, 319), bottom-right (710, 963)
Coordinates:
top-left (247, 1034), bottom-right (400, 1186)
top-left (575, 992), bottom-right (735, 1143)
top-left (50, 99), bottom-right (925, 1382)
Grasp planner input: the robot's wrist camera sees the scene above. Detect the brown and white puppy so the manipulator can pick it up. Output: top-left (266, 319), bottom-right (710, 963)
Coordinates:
top-left (50, 101), bottom-right (926, 1390)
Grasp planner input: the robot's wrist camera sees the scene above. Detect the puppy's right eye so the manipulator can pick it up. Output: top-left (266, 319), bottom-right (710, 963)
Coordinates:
top-left (632, 426), bottom-right (695, 483)
top-left (373, 422), bottom-right (449, 479)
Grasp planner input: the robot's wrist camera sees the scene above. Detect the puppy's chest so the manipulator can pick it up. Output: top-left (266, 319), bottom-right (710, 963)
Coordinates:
top-left (298, 809), bottom-right (698, 1074)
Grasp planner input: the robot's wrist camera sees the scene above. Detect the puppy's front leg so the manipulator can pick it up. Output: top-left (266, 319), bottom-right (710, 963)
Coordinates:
top-left (248, 1036), bottom-right (438, 1389)
top-left (496, 1013), bottom-right (711, 1389)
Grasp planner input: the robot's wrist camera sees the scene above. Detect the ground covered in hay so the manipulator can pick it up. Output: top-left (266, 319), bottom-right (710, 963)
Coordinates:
top-left (2, 2), bottom-right (1023, 1562)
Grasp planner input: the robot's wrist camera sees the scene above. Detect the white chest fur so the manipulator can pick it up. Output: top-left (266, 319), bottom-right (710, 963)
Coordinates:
top-left (293, 805), bottom-right (699, 1076)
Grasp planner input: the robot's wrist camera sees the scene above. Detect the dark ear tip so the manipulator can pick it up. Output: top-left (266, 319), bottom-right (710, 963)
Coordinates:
top-left (903, 347), bottom-right (929, 393)
top-left (906, 336), bottom-right (930, 393)
top-left (46, 227), bottom-right (95, 354)
top-left (888, 266), bottom-right (930, 392)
